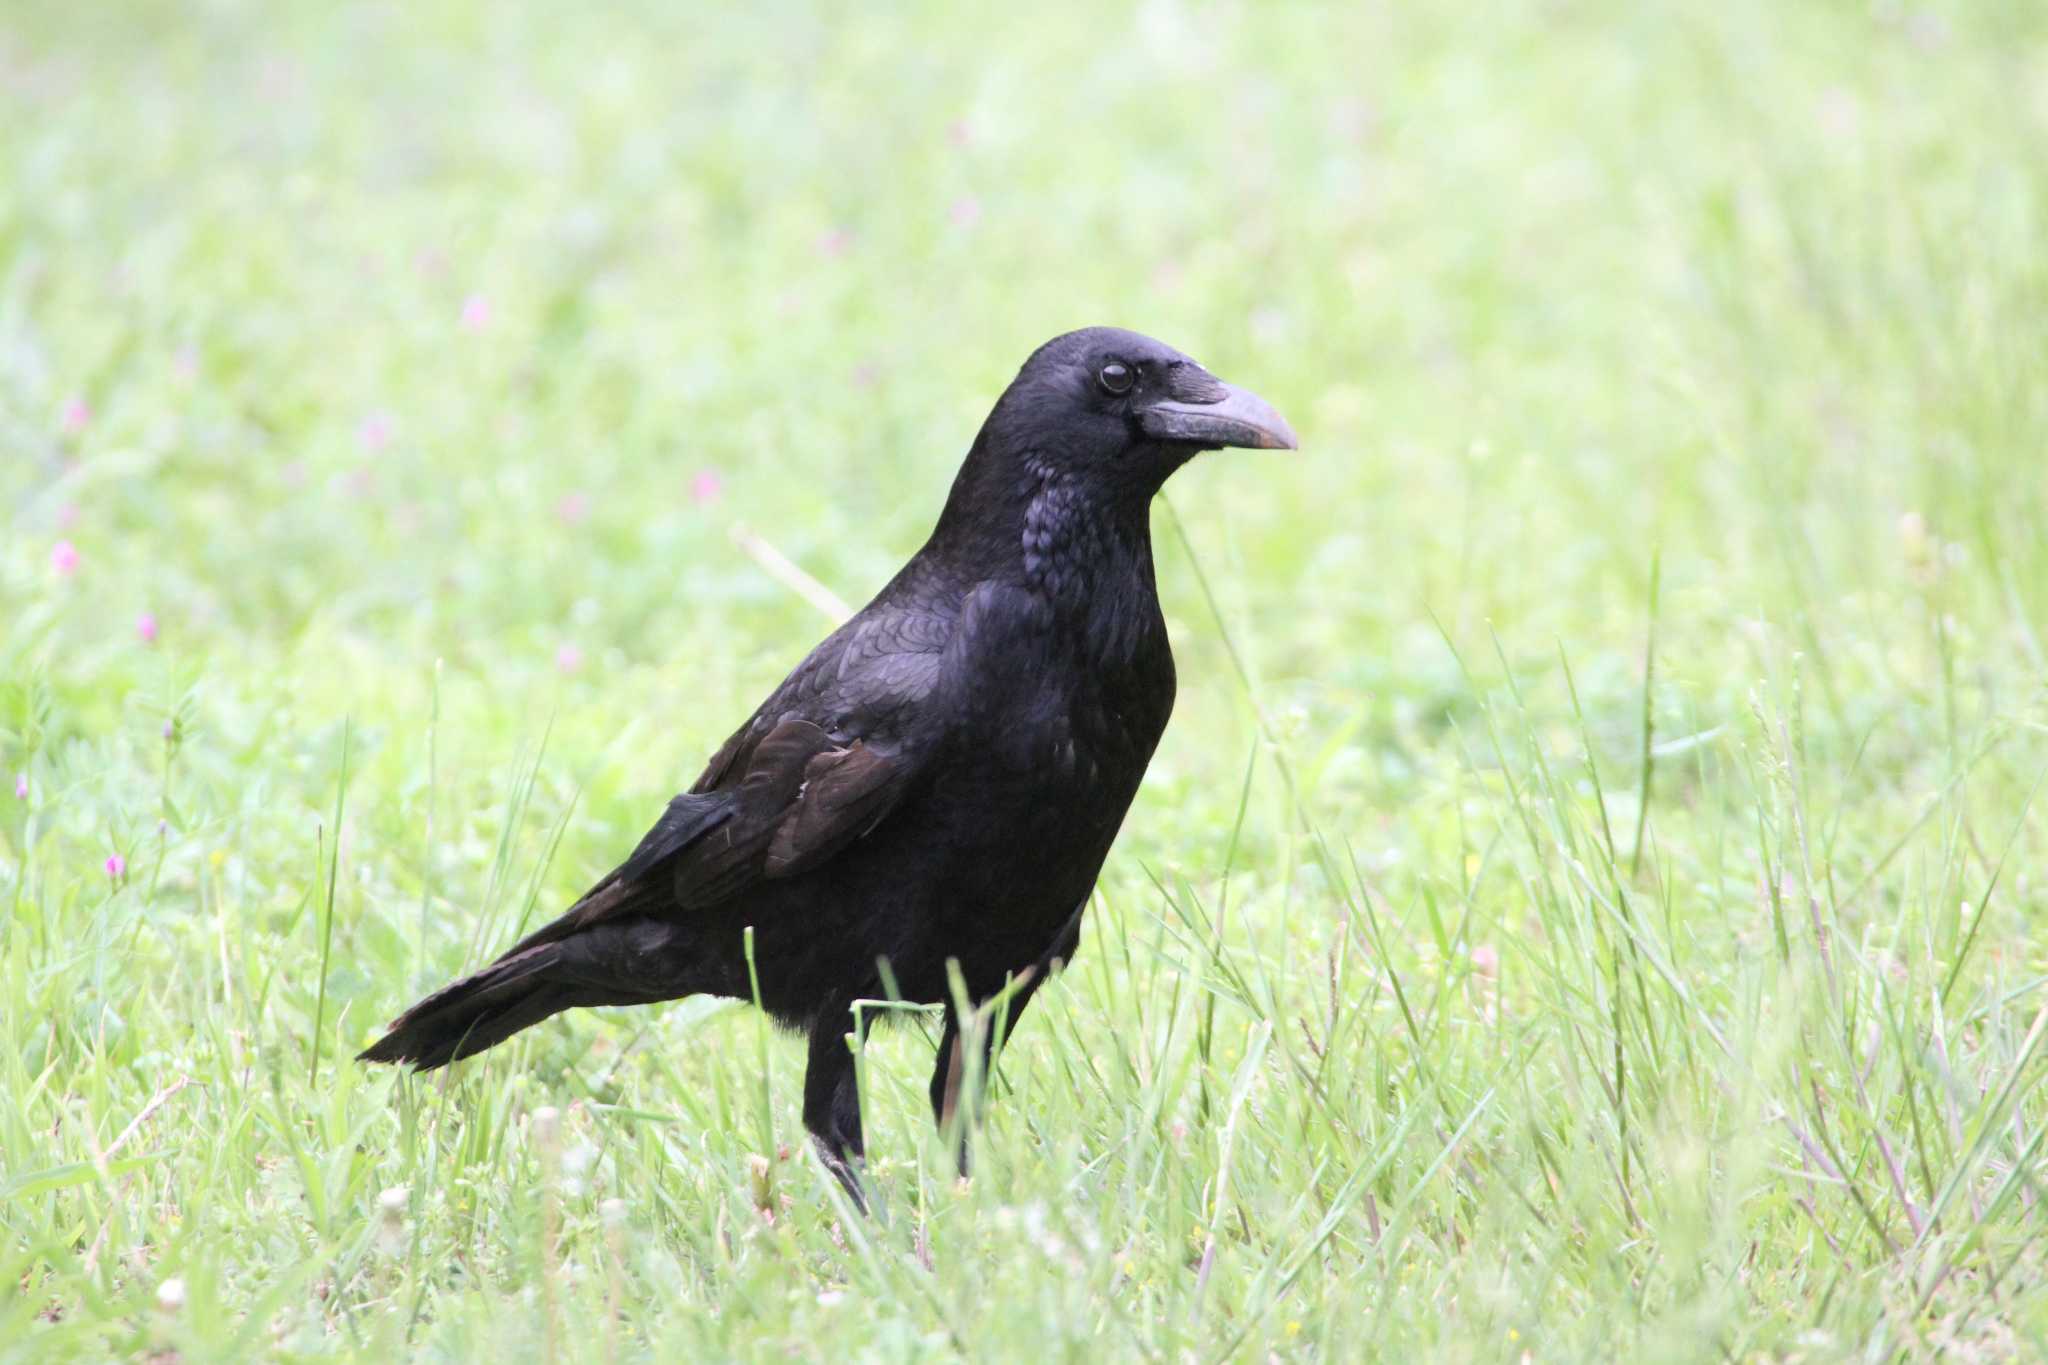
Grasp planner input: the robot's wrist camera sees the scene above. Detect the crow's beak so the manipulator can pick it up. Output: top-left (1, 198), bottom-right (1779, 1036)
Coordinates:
top-left (1139, 381), bottom-right (1300, 451)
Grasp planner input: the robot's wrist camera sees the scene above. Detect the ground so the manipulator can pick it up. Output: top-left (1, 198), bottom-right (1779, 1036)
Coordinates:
top-left (3, 1), bottom-right (2047, 1360)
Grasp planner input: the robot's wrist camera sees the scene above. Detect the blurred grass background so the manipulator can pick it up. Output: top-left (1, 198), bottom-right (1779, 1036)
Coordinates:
top-left (3, 1), bottom-right (2047, 1359)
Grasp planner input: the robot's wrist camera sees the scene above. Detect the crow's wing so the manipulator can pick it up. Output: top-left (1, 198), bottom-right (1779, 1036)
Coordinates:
top-left (666, 715), bottom-right (918, 908)
top-left (501, 603), bottom-right (950, 955)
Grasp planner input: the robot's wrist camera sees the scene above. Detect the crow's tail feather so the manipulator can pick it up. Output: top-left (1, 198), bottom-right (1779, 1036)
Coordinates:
top-left (358, 910), bottom-right (691, 1070)
top-left (359, 943), bottom-right (589, 1070)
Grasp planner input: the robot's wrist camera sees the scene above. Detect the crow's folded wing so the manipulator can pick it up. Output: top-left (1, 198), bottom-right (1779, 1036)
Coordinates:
top-left (500, 604), bottom-right (948, 955)
top-left (669, 716), bottom-right (918, 907)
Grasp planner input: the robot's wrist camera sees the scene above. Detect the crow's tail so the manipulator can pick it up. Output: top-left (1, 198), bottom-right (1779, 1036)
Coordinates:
top-left (356, 941), bottom-right (589, 1070)
top-left (358, 908), bottom-right (691, 1070)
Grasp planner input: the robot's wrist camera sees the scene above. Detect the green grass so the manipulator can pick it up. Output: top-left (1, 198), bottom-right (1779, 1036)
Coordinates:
top-left (4, 1), bottom-right (2047, 1359)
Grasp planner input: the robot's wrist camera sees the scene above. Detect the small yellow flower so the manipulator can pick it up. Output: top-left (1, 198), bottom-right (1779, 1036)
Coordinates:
top-left (1285, 1321), bottom-right (1301, 1337)
top-left (210, 849), bottom-right (226, 867)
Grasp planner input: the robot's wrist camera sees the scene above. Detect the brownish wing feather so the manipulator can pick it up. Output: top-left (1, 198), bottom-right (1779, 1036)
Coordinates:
top-left (671, 718), bottom-right (830, 908)
top-left (677, 719), bottom-right (913, 904)
top-left (507, 605), bottom-right (949, 954)
top-left (764, 740), bottom-right (908, 879)
top-left (502, 720), bottom-right (915, 956)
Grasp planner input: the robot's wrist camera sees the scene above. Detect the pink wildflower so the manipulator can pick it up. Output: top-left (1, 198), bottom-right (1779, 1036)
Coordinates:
top-left (555, 644), bottom-right (584, 674)
top-left (60, 396), bottom-right (92, 435)
top-left (136, 612), bottom-right (159, 644)
top-left (105, 853), bottom-right (126, 881)
top-left (460, 294), bottom-right (492, 332)
top-left (690, 470), bottom-right (723, 505)
top-left (51, 541), bottom-right (79, 576)
top-left (358, 411), bottom-right (394, 454)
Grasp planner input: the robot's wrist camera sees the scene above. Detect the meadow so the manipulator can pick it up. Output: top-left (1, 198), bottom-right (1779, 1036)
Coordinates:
top-left (4, 2), bottom-right (2047, 1359)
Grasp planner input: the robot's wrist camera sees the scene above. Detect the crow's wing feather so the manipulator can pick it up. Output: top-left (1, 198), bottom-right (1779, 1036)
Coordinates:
top-left (691, 603), bottom-right (951, 793)
top-left (508, 603), bottom-right (951, 955)
top-left (764, 739), bottom-right (908, 878)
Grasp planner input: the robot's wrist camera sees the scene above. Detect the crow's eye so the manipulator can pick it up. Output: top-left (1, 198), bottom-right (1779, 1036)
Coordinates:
top-left (1097, 362), bottom-right (1134, 396)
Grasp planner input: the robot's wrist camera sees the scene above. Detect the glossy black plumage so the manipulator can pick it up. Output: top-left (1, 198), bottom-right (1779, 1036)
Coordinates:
top-left (359, 326), bottom-right (1297, 1206)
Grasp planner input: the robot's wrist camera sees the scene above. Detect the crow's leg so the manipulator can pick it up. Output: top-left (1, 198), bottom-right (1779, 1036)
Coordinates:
top-left (929, 903), bottom-right (1085, 1176)
top-left (803, 1008), bottom-right (869, 1213)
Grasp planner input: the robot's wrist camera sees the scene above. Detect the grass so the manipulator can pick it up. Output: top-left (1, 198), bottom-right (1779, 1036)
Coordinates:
top-left (3, 0), bottom-right (2047, 1359)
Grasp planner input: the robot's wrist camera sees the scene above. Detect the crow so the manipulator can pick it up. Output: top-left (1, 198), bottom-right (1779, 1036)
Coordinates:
top-left (359, 326), bottom-right (1297, 1207)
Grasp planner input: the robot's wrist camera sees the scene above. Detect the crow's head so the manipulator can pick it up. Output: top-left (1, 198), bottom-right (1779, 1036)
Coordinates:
top-left (930, 328), bottom-right (1298, 563)
top-left (983, 326), bottom-right (1297, 489)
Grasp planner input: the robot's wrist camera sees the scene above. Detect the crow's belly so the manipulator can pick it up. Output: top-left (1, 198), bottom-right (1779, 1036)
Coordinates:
top-left (707, 753), bottom-right (1143, 1024)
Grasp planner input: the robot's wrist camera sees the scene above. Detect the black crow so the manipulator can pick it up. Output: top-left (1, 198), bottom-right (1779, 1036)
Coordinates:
top-left (359, 327), bottom-right (1297, 1207)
